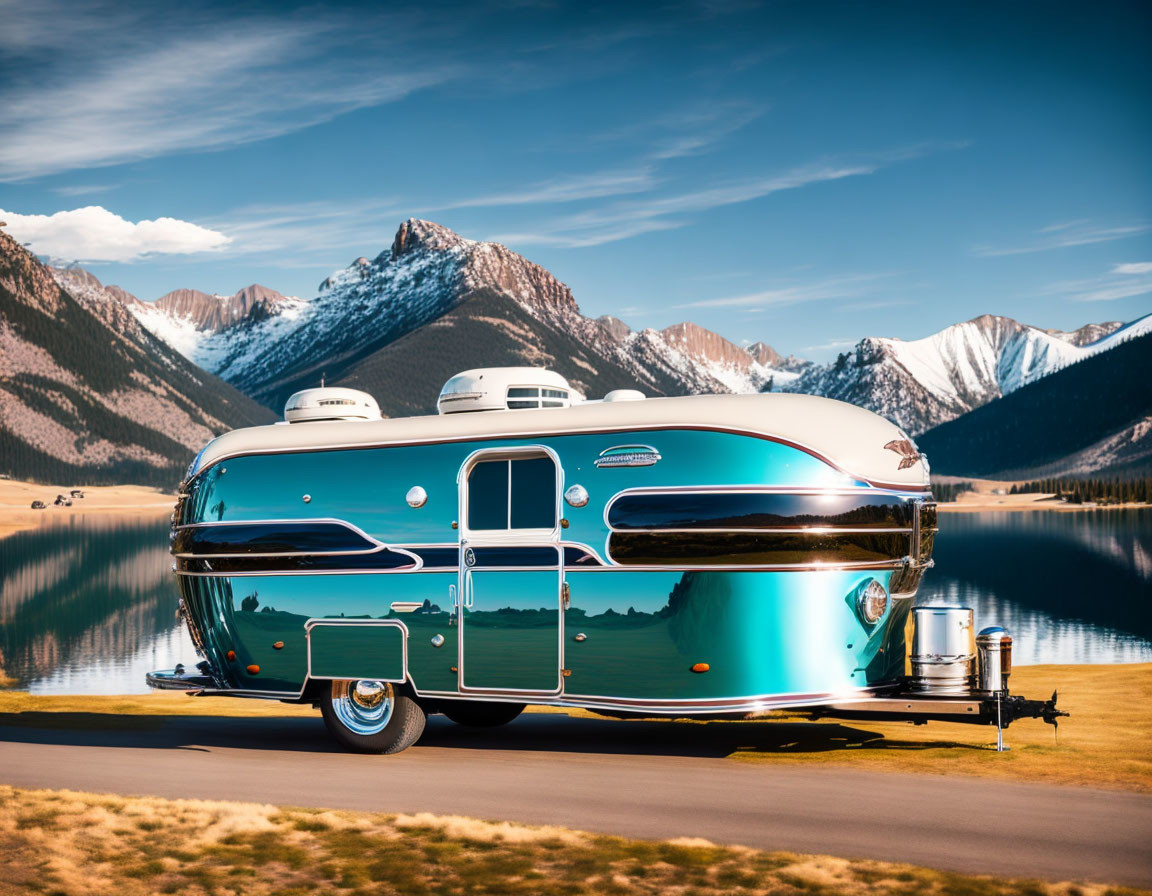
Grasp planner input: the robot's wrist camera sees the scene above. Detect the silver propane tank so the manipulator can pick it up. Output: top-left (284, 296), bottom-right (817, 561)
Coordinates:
top-left (909, 606), bottom-right (975, 695)
top-left (976, 626), bottom-right (1013, 695)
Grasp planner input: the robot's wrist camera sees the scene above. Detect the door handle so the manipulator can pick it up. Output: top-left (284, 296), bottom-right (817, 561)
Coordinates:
top-left (449, 583), bottom-right (457, 611)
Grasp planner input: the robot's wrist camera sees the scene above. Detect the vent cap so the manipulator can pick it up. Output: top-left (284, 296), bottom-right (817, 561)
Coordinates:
top-left (284, 387), bottom-right (382, 423)
top-left (437, 367), bottom-right (573, 414)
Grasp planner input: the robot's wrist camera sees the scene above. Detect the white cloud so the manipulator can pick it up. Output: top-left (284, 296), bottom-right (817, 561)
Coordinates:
top-left (1114, 262), bottom-right (1152, 275)
top-left (974, 221), bottom-right (1150, 256)
top-left (0, 206), bottom-right (230, 262)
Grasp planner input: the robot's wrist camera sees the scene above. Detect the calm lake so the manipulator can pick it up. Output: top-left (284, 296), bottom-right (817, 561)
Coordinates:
top-left (1, 509), bottom-right (1150, 694)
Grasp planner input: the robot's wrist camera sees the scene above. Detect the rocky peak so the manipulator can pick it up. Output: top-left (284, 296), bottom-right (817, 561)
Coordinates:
top-left (153, 284), bottom-right (293, 333)
top-left (748, 340), bottom-right (782, 367)
top-left (1047, 321), bottom-right (1124, 347)
top-left (661, 321), bottom-right (754, 371)
top-left (597, 315), bottom-right (632, 342)
top-left (391, 218), bottom-right (468, 258)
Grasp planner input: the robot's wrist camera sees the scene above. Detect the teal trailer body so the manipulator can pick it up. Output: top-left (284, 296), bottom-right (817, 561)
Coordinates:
top-left (168, 387), bottom-right (936, 719)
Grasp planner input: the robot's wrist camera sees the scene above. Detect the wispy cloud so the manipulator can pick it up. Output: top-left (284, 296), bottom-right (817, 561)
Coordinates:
top-left (801, 338), bottom-right (858, 353)
top-left (646, 102), bottom-right (766, 161)
top-left (438, 169), bottom-right (658, 209)
top-left (491, 142), bottom-right (964, 249)
top-left (204, 199), bottom-right (405, 262)
top-left (489, 218), bottom-right (684, 249)
top-left (1038, 261), bottom-right (1152, 303)
top-left (53, 184), bottom-right (119, 196)
top-left (974, 220), bottom-right (1150, 256)
top-left (678, 272), bottom-right (894, 310)
top-left (0, 11), bottom-right (458, 181)
top-left (0, 205), bottom-right (229, 262)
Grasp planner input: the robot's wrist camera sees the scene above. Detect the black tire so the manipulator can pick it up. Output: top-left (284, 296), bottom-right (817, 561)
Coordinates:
top-left (440, 700), bottom-right (525, 728)
top-left (319, 680), bottom-right (426, 754)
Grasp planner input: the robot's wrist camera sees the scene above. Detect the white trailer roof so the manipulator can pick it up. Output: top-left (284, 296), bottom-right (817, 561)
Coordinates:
top-left (191, 392), bottom-right (930, 490)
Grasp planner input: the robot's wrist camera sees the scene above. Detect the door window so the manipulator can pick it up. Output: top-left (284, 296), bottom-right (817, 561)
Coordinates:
top-left (467, 456), bottom-right (556, 531)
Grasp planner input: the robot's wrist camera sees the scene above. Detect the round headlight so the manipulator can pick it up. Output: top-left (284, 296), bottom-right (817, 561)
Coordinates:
top-left (857, 579), bottom-right (889, 625)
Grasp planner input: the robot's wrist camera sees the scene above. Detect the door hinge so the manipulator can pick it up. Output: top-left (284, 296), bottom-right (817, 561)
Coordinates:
top-left (561, 581), bottom-right (571, 610)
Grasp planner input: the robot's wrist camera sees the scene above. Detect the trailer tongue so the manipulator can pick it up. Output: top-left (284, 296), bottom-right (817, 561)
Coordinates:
top-left (807, 607), bottom-right (1068, 749)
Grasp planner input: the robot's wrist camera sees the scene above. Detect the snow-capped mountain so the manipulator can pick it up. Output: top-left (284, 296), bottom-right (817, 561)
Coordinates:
top-left (103, 219), bottom-right (800, 411)
top-left (785, 313), bottom-right (1151, 435)
top-left (60, 218), bottom-right (1147, 440)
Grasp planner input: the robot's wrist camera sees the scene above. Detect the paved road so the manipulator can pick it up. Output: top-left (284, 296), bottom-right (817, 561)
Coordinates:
top-left (2, 711), bottom-right (1150, 886)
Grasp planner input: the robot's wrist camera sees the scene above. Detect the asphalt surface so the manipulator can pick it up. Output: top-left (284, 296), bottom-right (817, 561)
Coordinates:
top-left (2, 711), bottom-right (1150, 886)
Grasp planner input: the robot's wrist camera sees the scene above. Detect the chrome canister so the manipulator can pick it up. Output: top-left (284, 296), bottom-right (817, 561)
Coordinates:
top-left (910, 606), bottom-right (975, 695)
top-left (976, 626), bottom-right (1013, 695)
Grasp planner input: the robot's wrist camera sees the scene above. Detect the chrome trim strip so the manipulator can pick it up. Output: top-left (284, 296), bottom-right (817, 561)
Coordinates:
top-left (173, 559), bottom-right (908, 578)
top-left (304, 618), bottom-right (409, 683)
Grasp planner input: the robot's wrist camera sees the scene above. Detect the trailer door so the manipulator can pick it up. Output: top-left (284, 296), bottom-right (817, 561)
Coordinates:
top-left (458, 448), bottom-right (563, 694)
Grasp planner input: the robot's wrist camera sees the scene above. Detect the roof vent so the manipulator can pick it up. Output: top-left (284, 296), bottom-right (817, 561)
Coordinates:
top-left (284, 387), bottom-right (382, 423)
top-left (437, 367), bottom-right (574, 414)
top-left (603, 389), bottom-right (645, 402)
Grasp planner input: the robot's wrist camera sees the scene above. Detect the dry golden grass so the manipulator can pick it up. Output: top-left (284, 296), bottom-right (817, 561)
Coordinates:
top-left (0, 479), bottom-right (173, 540)
top-left (2, 665), bottom-right (1148, 793)
top-left (0, 690), bottom-right (314, 723)
top-left (729, 664), bottom-right (1152, 793)
top-left (0, 786), bottom-right (1145, 896)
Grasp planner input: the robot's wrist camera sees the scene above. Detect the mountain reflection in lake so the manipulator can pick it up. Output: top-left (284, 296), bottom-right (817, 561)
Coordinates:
top-left (919, 509), bottom-right (1152, 664)
top-left (0, 510), bottom-right (1149, 694)
top-left (0, 517), bottom-right (195, 694)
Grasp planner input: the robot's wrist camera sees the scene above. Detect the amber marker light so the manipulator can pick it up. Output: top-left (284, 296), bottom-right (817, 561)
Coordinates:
top-left (246, 664), bottom-right (260, 675)
top-left (226, 650), bottom-right (236, 661)
top-left (272, 641), bottom-right (284, 650)
top-left (691, 662), bottom-right (710, 673)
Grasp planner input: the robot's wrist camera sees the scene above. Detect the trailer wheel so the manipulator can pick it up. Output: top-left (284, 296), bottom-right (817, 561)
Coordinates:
top-left (320, 680), bottom-right (426, 753)
top-left (440, 700), bottom-right (525, 728)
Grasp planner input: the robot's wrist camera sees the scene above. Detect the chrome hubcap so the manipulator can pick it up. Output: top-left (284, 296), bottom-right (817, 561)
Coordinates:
top-left (331, 680), bottom-right (394, 734)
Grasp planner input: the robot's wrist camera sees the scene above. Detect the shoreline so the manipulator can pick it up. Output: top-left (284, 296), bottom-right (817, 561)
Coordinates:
top-left (933, 475), bottom-right (1149, 512)
top-left (1, 477), bottom-right (1145, 539)
top-left (0, 479), bottom-right (174, 540)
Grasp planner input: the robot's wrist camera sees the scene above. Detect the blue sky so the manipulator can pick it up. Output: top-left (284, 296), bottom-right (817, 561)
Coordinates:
top-left (0, 0), bottom-right (1149, 360)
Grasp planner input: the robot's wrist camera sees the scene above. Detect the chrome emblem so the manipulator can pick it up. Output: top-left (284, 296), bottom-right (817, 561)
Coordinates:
top-left (594, 445), bottom-right (661, 468)
top-left (884, 438), bottom-right (923, 470)
top-left (464, 547), bottom-right (476, 567)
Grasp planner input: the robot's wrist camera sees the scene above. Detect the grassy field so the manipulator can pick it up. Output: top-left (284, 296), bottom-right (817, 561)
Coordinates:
top-left (1, 664), bottom-right (1149, 793)
top-left (0, 786), bottom-right (1145, 896)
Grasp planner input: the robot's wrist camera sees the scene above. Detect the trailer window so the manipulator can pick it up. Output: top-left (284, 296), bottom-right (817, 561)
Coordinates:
top-left (467, 456), bottom-right (556, 530)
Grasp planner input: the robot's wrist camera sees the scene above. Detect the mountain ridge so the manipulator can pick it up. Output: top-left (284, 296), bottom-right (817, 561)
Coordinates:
top-left (2, 233), bottom-right (274, 487)
top-left (48, 219), bottom-right (1148, 452)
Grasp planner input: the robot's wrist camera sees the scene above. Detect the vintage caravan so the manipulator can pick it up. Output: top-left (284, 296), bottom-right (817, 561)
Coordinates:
top-left (151, 368), bottom-right (1064, 753)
